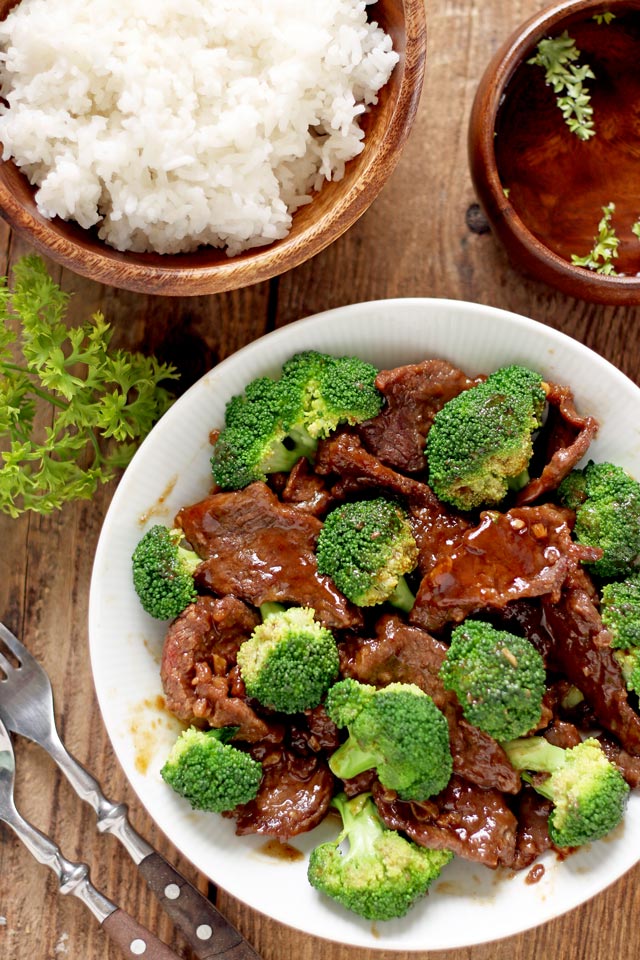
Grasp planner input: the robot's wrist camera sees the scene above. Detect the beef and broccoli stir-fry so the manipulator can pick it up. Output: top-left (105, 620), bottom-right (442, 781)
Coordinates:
top-left (131, 350), bottom-right (640, 923)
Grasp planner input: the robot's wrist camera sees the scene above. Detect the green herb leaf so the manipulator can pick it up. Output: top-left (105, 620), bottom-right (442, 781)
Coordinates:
top-left (528, 31), bottom-right (596, 140)
top-left (570, 202), bottom-right (619, 274)
top-left (0, 256), bottom-right (179, 516)
top-left (593, 12), bottom-right (616, 25)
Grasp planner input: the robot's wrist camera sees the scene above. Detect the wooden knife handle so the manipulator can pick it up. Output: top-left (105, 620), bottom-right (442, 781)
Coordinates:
top-left (139, 851), bottom-right (262, 959)
top-left (102, 909), bottom-right (183, 960)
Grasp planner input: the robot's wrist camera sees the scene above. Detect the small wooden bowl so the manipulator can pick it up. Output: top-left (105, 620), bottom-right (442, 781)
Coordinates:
top-left (0, 0), bottom-right (426, 296)
top-left (469, 0), bottom-right (640, 305)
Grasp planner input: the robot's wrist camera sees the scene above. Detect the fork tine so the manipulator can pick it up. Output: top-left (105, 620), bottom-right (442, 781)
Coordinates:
top-left (0, 622), bottom-right (27, 665)
top-left (0, 625), bottom-right (255, 960)
top-left (0, 648), bottom-right (16, 676)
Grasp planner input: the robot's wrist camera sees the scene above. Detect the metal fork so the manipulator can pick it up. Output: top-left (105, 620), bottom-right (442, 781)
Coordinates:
top-left (0, 713), bottom-right (182, 959)
top-left (0, 622), bottom-right (261, 960)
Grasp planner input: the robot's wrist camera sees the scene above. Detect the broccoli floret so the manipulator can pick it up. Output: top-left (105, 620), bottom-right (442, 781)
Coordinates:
top-left (601, 574), bottom-right (640, 648)
top-left (210, 375), bottom-right (317, 490)
top-left (316, 497), bottom-right (419, 610)
top-left (556, 468), bottom-right (588, 510)
top-left (210, 352), bottom-right (382, 490)
top-left (307, 793), bottom-right (453, 921)
top-left (325, 679), bottom-right (453, 800)
top-left (281, 350), bottom-right (383, 438)
top-left (439, 620), bottom-right (546, 742)
top-left (425, 364), bottom-right (546, 511)
top-left (558, 461), bottom-right (640, 577)
top-left (614, 649), bottom-right (640, 697)
top-left (322, 676), bottom-right (376, 727)
top-left (236, 606), bottom-right (340, 713)
top-left (160, 726), bottom-right (263, 813)
top-left (601, 575), bottom-right (640, 696)
top-left (504, 736), bottom-right (629, 847)
top-left (132, 525), bottom-right (200, 620)
top-left (560, 685), bottom-right (585, 711)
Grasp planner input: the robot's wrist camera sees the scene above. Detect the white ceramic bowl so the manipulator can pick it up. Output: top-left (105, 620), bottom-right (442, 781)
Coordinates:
top-left (89, 299), bottom-right (640, 951)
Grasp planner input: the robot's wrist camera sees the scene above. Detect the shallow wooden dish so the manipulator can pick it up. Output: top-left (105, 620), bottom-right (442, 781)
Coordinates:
top-left (0, 0), bottom-right (426, 296)
top-left (469, 0), bottom-right (640, 305)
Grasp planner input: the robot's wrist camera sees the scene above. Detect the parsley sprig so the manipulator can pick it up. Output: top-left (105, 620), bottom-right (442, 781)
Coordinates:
top-left (528, 31), bottom-right (596, 140)
top-left (0, 256), bottom-right (178, 517)
top-left (571, 202), bottom-right (619, 274)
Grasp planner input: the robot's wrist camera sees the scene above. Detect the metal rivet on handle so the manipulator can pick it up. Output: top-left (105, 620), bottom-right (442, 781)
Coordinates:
top-left (130, 939), bottom-right (147, 955)
top-left (164, 883), bottom-right (181, 900)
top-left (196, 924), bottom-right (213, 941)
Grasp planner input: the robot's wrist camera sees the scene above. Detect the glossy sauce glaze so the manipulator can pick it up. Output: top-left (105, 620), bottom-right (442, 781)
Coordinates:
top-left (156, 357), bottom-right (639, 873)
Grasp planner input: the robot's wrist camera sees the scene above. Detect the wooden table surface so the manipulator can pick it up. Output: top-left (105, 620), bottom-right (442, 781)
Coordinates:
top-left (1, 1), bottom-right (639, 958)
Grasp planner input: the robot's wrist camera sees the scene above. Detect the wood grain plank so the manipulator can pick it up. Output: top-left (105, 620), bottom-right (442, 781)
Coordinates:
top-left (0, 263), bottom-right (272, 958)
top-left (1, 1), bottom-right (639, 959)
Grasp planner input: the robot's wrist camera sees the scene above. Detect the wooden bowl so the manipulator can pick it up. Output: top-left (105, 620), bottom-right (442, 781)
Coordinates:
top-left (469, 0), bottom-right (640, 305)
top-left (0, 0), bottom-right (426, 296)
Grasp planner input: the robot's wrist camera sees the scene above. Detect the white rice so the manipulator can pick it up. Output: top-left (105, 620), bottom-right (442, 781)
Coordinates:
top-left (0, 0), bottom-right (398, 255)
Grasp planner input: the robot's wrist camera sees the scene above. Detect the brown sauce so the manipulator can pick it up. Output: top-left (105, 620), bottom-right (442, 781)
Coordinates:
top-left (525, 863), bottom-right (546, 885)
top-left (153, 356), bottom-right (636, 875)
top-left (495, 11), bottom-right (640, 275)
top-left (129, 695), bottom-right (181, 775)
top-left (258, 839), bottom-right (304, 863)
top-left (555, 845), bottom-right (579, 863)
top-left (138, 475), bottom-right (179, 525)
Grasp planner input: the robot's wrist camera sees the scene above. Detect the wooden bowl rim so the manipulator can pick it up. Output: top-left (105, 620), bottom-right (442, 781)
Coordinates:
top-left (0, 0), bottom-right (427, 296)
top-left (468, 0), bottom-right (640, 305)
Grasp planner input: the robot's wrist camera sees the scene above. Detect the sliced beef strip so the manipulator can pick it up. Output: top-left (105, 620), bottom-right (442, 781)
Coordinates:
top-left (177, 482), bottom-right (362, 630)
top-left (231, 742), bottom-right (334, 838)
top-left (408, 498), bottom-right (471, 575)
top-left (315, 430), bottom-right (432, 502)
top-left (339, 614), bottom-right (450, 705)
top-left (341, 769), bottom-right (380, 798)
top-left (339, 614), bottom-right (520, 793)
top-left (358, 359), bottom-right (478, 473)
top-left (288, 705), bottom-right (341, 756)
top-left (314, 430), bottom-right (470, 573)
top-left (372, 776), bottom-right (518, 868)
top-left (542, 719), bottom-right (583, 749)
top-left (280, 456), bottom-right (335, 517)
top-left (160, 595), bottom-right (264, 735)
top-left (447, 714), bottom-right (521, 794)
top-left (190, 662), bottom-right (272, 742)
top-left (410, 504), bottom-right (602, 632)
top-left (541, 585), bottom-right (640, 757)
top-left (492, 604), bottom-right (600, 727)
top-left (597, 735), bottom-right (640, 788)
top-left (493, 599), bottom-right (558, 665)
top-left (517, 382), bottom-right (599, 506)
top-left (507, 787), bottom-right (553, 872)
